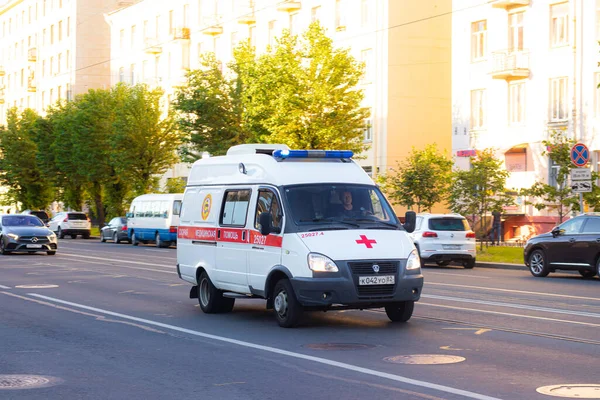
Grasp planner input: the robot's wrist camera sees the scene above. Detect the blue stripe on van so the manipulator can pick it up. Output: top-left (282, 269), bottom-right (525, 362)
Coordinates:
top-left (128, 228), bottom-right (177, 242)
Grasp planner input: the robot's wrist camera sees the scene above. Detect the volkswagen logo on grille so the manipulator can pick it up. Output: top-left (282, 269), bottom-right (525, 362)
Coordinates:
top-left (372, 264), bottom-right (380, 273)
top-left (450, 233), bottom-right (454, 238)
top-left (31, 237), bottom-right (38, 243)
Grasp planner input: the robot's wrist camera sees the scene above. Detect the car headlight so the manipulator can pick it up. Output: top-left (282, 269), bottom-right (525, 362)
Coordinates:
top-left (308, 253), bottom-right (339, 273)
top-left (6, 233), bottom-right (18, 240)
top-left (406, 249), bottom-right (421, 271)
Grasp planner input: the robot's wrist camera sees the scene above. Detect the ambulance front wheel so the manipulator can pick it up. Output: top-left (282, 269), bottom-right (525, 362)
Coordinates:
top-left (273, 279), bottom-right (303, 328)
top-left (385, 301), bottom-right (414, 322)
top-left (198, 271), bottom-right (235, 314)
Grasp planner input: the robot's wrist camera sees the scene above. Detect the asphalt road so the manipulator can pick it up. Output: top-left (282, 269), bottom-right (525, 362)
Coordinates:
top-left (1, 239), bottom-right (599, 400)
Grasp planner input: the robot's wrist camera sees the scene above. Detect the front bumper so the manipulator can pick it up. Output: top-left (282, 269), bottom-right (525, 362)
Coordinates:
top-left (290, 259), bottom-right (423, 309)
top-left (5, 239), bottom-right (57, 253)
top-left (421, 252), bottom-right (475, 263)
top-left (61, 229), bottom-right (91, 235)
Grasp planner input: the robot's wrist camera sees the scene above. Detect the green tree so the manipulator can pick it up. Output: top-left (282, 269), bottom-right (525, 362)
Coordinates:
top-left (519, 130), bottom-right (581, 223)
top-left (377, 144), bottom-right (453, 212)
top-left (174, 22), bottom-right (368, 156)
top-left (0, 108), bottom-right (54, 209)
top-left (163, 177), bottom-right (187, 194)
top-left (112, 84), bottom-right (182, 199)
top-left (449, 148), bottom-right (514, 248)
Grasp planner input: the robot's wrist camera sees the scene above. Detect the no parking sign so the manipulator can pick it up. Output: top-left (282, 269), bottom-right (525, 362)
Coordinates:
top-left (570, 143), bottom-right (590, 167)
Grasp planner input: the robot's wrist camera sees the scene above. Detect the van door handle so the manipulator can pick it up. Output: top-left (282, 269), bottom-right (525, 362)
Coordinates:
top-left (242, 231), bottom-right (246, 241)
top-left (252, 246), bottom-right (264, 250)
top-left (569, 238), bottom-right (576, 243)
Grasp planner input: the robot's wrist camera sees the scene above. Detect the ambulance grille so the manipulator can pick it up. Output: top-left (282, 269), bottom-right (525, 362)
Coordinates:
top-left (356, 285), bottom-right (395, 297)
top-left (348, 261), bottom-right (398, 275)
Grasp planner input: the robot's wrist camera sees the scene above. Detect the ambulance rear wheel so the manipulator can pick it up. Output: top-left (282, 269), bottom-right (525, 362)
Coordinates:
top-left (273, 279), bottom-right (303, 328)
top-left (385, 301), bottom-right (414, 322)
top-left (198, 271), bottom-right (235, 314)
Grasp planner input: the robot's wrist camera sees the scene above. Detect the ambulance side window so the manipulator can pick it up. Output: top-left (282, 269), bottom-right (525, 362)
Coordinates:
top-left (254, 190), bottom-right (282, 230)
top-left (220, 190), bottom-right (251, 227)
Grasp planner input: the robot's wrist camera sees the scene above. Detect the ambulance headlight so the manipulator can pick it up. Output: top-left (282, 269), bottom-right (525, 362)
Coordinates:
top-left (308, 253), bottom-right (339, 273)
top-left (406, 249), bottom-right (421, 271)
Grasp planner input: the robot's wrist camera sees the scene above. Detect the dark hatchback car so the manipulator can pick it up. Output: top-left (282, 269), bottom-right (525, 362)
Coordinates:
top-left (100, 217), bottom-right (129, 244)
top-left (0, 214), bottom-right (58, 255)
top-left (524, 214), bottom-right (600, 279)
top-left (21, 210), bottom-right (50, 225)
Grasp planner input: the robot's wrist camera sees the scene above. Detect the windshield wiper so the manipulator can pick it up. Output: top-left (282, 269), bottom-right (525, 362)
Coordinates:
top-left (353, 218), bottom-right (399, 229)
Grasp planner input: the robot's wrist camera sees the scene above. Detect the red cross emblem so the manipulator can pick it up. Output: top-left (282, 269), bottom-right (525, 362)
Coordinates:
top-left (356, 235), bottom-right (377, 248)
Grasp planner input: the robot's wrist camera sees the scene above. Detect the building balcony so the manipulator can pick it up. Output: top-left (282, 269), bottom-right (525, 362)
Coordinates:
top-left (491, 50), bottom-right (530, 80)
top-left (0, 66), bottom-right (5, 76)
top-left (237, 6), bottom-right (256, 24)
top-left (28, 48), bottom-right (37, 62)
top-left (27, 77), bottom-right (36, 92)
top-left (203, 16), bottom-right (223, 35)
top-left (144, 38), bottom-right (162, 54)
top-left (0, 88), bottom-right (5, 104)
top-left (277, 1), bottom-right (301, 12)
top-left (490, 0), bottom-right (530, 10)
top-left (173, 27), bottom-right (191, 40)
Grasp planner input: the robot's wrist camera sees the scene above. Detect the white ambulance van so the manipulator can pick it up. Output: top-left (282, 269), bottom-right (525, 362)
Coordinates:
top-left (176, 144), bottom-right (424, 327)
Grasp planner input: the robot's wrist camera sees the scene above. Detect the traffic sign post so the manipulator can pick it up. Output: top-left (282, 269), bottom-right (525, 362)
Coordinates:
top-left (570, 144), bottom-right (591, 214)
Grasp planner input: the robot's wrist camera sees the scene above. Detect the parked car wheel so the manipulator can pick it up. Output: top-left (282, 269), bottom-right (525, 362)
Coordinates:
top-left (100, 233), bottom-right (106, 243)
top-left (131, 232), bottom-right (139, 246)
top-left (464, 258), bottom-right (475, 269)
top-left (47, 251), bottom-right (56, 256)
top-left (57, 227), bottom-right (64, 239)
top-left (0, 238), bottom-right (11, 255)
top-left (528, 249), bottom-right (549, 277)
top-left (113, 232), bottom-right (120, 244)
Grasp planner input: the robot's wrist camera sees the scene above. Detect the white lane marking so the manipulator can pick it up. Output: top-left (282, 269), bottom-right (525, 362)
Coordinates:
top-left (27, 293), bottom-right (502, 400)
top-left (424, 272), bottom-right (490, 279)
top-left (58, 253), bottom-right (173, 269)
top-left (146, 249), bottom-right (171, 253)
top-left (0, 285), bottom-right (11, 289)
top-left (422, 294), bottom-right (600, 319)
top-left (425, 283), bottom-right (600, 303)
top-left (418, 303), bottom-right (600, 328)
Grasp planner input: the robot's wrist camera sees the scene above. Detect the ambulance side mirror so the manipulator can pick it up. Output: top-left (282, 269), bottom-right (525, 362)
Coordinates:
top-left (259, 212), bottom-right (281, 236)
top-left (403, 211), bottom-right (416, 233)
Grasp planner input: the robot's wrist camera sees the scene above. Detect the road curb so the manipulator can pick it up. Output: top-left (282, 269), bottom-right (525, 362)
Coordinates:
top-left (476, 261), bottom-right (527, 271)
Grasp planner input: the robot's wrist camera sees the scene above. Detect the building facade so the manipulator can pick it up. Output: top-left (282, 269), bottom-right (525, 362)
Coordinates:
top-left (452, 0), bottom-right (600, 239)
top-left (0, 0), bottom-right (123, 123)
top-left (104, 0), bottom-right (451, 207)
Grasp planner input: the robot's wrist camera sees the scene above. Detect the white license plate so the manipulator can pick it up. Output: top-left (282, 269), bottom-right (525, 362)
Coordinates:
top-left (443, 244), bottom-right (461, 250)
top-left (358, 275), bottom-right (395, 285)
top-left (26, 244), bottom-right (42, 249)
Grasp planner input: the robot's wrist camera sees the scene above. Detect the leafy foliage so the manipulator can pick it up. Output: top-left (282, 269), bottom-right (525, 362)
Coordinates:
top-left (449, 148), bottom-right (514, 246)
top-left (377, 144), bottom-right (453, 212)
top-left (174, 22), bottom-right (368, 156)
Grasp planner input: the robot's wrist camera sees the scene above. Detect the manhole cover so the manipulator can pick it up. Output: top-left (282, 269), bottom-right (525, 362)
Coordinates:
top-left (0, 375), bottom-right (59, 390)
top-left (304, 343), bottom-right (376, 351)
top-left (537, 384), bottom-right (600, 398)
top-left (14, 285), bottom-right (58, 289)
top-left (384, 354), bottom-right (466, 365)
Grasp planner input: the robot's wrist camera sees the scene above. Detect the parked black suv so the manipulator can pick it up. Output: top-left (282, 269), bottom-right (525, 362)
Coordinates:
top-left (524, 214), bottom-right (600, 279)
top-left (21, 210), bottom-right (50, 225)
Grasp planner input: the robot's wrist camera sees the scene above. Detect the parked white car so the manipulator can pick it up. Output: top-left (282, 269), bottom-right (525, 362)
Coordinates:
top-left (410, 213), bottom-right (476, 269)
top-left (48, 212), bottom-right (91, 239)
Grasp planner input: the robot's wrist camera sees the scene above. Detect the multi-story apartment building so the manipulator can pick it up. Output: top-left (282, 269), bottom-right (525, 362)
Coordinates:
top-left (105, 0), bottom-right (451, 209)
top-left (0, 0), bottom-right (123, 124)
top-left (452, 0), bottom-right (600, 239)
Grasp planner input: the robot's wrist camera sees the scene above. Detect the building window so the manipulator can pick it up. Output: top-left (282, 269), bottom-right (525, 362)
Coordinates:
top-left (595, 73), bottom-right (600, 116)
top-left (57, 53), bottom-right (62, 73)
top-left (66, 50), bottom-right (70, 69)
top-left (470, 89), bottom-right (486, 129)
top-left (155, 15), bottom-right (160, 38)
top-left (169, 10), bottom-right (174, 35)
top-left (58, 20), bottom-right (63, 41)
top-left (361, 49), bottom-right (373, 83)
top-left (471, 20), bottom-right (487, 61)
top-left (131, 64), bottom-right (136, 84)
top-left (548, 158), bottom-right (562, 188)
top-left (142, 60), bottom-right (148, 81)
top-left (509, 82), bottom-right (525, 125)
top-left (596, 1), bottom-right (600, 41)
top-left (155, 56), bottom-right (160, 78)
top-left (249, 25), bottom-right (255, 47)
top-left (119, 67), bottom-right (124, 83)
top-left (42, 60), bottom-right (46, 77)
top-left (551, 3), bottom-right (569, 47)
top-left (183, 4), bottom-right (189, 27)
top-left (335, 0), bottom-right (346, 31)
top-left (549, 77), bottom-right (568, 121)
top-left (131, 25), bottom-right (136, 48)
top-left (58, 85), bottom-right (62, 100)
top-left (268, 20), bottom-right (276, 47)
top-left (508, 12), bottom-right (524, 52)
top-left (311, 6), bottom-right (320, 23)
top-left (50, 56), bottom-right (54, 75)
top-left (50, 24), bottom-right (54, 44)
top-left (361, 0), bottom-right (370, 27)
top-left (289, 13), bottom-right (299, 35)
top-left (363, 109), bottom-right (373, 142)
top-left (67, 17), bottom-right (70, 37)
top-left (231, 31), bottom-right (238, 55)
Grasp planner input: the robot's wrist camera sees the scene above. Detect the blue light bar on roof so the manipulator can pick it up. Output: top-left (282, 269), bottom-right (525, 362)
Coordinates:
top-left (272, 149), bottom-right (354, 160)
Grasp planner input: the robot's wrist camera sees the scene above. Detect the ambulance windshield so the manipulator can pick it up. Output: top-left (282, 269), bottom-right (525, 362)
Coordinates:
top-left (284, 184), bottom-right (400, 229)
